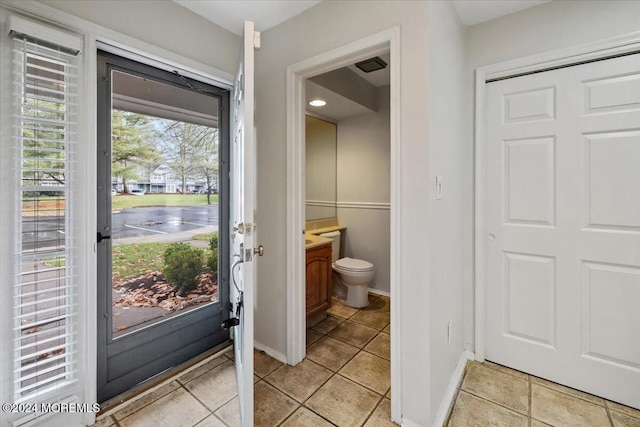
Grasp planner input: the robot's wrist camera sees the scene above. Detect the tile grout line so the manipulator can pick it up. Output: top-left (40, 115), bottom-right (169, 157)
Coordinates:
top-left (267, 356), bottom-right (338, 427)
top-left (444, 364), bottom-right (469, 426)
top-left (212, 413), bottom-right (233, 427)
top-left (274, 400), bottom-right (303, 427)
top-left (111, 414), bottom-right (122, 427)
top-left (189, 411), bottom-right (216, 427)
top-left (604, 401), bottom-right (615, 427)
top-left (482, 362), bottom-right (613, 411)
top-left (320, 324), bottom-right (388, 393)
top-left (527, 375), bottom-right (532, 427)
top-left (482, 361), bottom-right (529, 381)
top-left (262, 358), bottom-right (332, 404)
top-left (531, 380), bottom-right (607, 408)
top-left (359, 394), bottom-right (386, 427)
top-left (459, 389), bottom-right (529, 419)
top-left (177, 367), bottom-right (239, 419)
top-left (110, 383), bottom-right (182, 425)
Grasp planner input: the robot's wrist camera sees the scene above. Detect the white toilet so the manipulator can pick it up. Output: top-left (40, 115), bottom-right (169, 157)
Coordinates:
top-left (320, 230), bottom-right (375, 308)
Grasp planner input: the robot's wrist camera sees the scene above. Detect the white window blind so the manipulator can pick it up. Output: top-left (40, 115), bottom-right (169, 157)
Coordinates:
top-left (11, 23), bottom-right (80, 404)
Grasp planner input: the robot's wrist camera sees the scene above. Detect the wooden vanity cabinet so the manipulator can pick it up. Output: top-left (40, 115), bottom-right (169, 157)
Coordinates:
top-left (306, 242), bottom-right (332, 318)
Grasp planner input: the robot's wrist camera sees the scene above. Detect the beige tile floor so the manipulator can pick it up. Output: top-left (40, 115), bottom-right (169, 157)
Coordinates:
top-left (91, 294), bottom-right (395, 427)
top-left (92, 353), bottom-right (240, 427)
top-left (91, 294), bottom-right (640, 427)
top-left (447, 361), bottom-right (640, 427)
top-left (258, 293), bottom-right (394, 427)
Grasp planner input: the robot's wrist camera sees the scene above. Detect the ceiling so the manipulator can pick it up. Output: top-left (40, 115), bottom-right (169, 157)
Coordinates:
top-left (306, 53), bottom-right (391, 121)
top-left (452, 0), bottom-right (550, 26)
top-left (174, 1), bottom-right (552, 35)
top-left (173, 0), bottom-right (321, 35)
top-left (306, 80), bottom-right (373, 122)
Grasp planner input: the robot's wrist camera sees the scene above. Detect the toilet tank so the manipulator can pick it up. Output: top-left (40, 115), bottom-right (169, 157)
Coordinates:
top-left (319, 230), bottom-right (341, 263)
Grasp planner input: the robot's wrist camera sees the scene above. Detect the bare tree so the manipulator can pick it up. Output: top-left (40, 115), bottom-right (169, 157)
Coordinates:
top-left (194, 128), bottom-right (219, 204)
top-left (158, 122), bottom-right (216, 194)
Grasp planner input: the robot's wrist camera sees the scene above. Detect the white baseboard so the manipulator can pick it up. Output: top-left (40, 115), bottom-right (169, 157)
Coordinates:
top-left (254, 341), bottom-right (287, 364)
top-left (369, 288), bottom-right (391, 297)
top-left (432, 350), bottom-right (474, 427)
top-left (401, 418), bottom-right (424, 427)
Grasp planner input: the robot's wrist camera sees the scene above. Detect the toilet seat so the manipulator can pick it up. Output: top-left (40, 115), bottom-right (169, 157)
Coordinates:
top-left (334, 257), bottom-right (374, 272)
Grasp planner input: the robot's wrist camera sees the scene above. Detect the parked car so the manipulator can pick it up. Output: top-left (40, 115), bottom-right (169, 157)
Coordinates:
top-left (130, 189), bottom-right (145, 196)
top-left (111, 189), bottom-right (118, 196)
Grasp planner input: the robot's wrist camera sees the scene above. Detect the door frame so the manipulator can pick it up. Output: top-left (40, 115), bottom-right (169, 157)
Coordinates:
top-left (474, 31), bottom-right (640, 362)
top-left (96, 50), bottom-right (231, 403)
top-left (285, 26), bottom-right (401, 422)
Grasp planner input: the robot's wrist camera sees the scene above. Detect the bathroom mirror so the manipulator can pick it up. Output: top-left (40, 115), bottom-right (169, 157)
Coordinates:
top-left (305, 115), bottom-right (337, 220)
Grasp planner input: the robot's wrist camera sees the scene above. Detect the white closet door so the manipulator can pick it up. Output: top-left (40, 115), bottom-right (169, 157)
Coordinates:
top-left (485, 53), bottom-right (640, 409)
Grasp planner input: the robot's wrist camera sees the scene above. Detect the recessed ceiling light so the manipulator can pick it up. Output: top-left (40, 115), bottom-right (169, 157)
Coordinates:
top-left (309, 99), bottom-right (326, 107)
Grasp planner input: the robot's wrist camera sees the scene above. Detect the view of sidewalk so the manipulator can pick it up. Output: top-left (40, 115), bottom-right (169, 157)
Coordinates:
top-left (113, 226), bottom-right (218, 247)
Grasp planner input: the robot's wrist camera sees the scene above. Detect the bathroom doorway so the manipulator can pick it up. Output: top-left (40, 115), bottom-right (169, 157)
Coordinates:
top-left (285, 28), bottom-right (401, 422)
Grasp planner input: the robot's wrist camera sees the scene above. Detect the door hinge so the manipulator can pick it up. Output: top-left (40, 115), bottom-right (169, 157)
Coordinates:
top-left (254, 31), bottom-right (261, 49)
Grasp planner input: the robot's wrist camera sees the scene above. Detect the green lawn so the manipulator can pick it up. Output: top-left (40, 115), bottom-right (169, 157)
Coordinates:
top-left (112, 193), bottom-right (218, 210)
top-left (112, 242), bottom-right (168, 281)
top-left (191, 232), bottom-right (217, 241)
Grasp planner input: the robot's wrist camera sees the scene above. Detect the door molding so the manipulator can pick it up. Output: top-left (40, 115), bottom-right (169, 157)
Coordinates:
top-left (285, 26), bottom-right (401, 422)
top-left (474, 30), bottom-right (640, 362)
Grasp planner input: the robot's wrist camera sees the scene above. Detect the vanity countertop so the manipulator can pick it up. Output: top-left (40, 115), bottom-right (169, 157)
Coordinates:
top-left (306, 225), bottom-right (346, 236)
top-left (304, 233), bottom-right (332, 249)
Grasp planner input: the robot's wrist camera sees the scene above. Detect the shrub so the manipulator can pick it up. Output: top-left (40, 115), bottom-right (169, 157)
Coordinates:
top-left (163, 243), bottom-right (204, 295)
top-left (206, 248), bottom-right (218, 273)
top-left (206, 232), bottom-right (219, 273)
top-left (208, 232), bottom-right (219, 252)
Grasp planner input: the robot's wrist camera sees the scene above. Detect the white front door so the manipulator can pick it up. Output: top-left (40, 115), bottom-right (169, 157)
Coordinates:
top-left (231, 21), bottom-right (259, 426)
top-left (484, 53), bottom-right (640, 408)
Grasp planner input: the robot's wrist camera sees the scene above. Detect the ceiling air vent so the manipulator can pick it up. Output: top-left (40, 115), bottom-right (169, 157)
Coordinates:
top-left (355, 56), bottom-right (387, 73)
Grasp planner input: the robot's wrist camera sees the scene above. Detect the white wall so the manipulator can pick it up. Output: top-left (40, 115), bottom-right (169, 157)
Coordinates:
top-left (37, 0), bottom-right (240, 74)
top-left (255, 1), bottom-right (433, 423)
top-left (337, 85), bottom-right (391, 294)
top-left (426, 0), bottom-right (467, 418)
top-left (462, 0), bottom-right (640, 352)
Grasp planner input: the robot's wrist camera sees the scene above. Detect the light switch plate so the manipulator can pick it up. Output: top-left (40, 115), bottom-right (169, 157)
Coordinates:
top-left (436, 176), bottom-right (443, 200)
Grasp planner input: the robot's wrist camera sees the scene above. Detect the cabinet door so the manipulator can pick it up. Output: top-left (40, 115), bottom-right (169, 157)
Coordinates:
top-left (306, 244), bottom-right (332, 317)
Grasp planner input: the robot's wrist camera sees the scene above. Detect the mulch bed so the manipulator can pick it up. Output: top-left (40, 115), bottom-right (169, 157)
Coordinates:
top-left (113, 271), bottom-right (218, 312)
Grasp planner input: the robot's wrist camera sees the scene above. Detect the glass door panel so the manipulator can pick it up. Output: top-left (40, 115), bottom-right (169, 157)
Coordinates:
top-left (97, 51), bottom-right (230, 402)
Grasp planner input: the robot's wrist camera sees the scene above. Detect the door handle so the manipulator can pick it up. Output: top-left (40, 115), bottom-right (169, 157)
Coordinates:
top-left (97, 232), bottom-right (111, 243)
top-left (253, 245), bottom-right (264, 256)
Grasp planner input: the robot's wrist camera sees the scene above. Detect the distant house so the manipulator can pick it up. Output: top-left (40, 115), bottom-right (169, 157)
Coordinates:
top-left (111, 164), bottom-right (209, 193)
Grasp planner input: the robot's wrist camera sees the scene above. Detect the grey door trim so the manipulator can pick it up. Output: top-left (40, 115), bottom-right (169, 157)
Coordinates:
top-left (96, 50), bottom-right (230, 403)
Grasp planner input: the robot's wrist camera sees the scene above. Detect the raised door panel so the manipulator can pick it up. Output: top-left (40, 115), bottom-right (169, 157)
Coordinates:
top-left (306, 244), bottom-right (332, 318)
